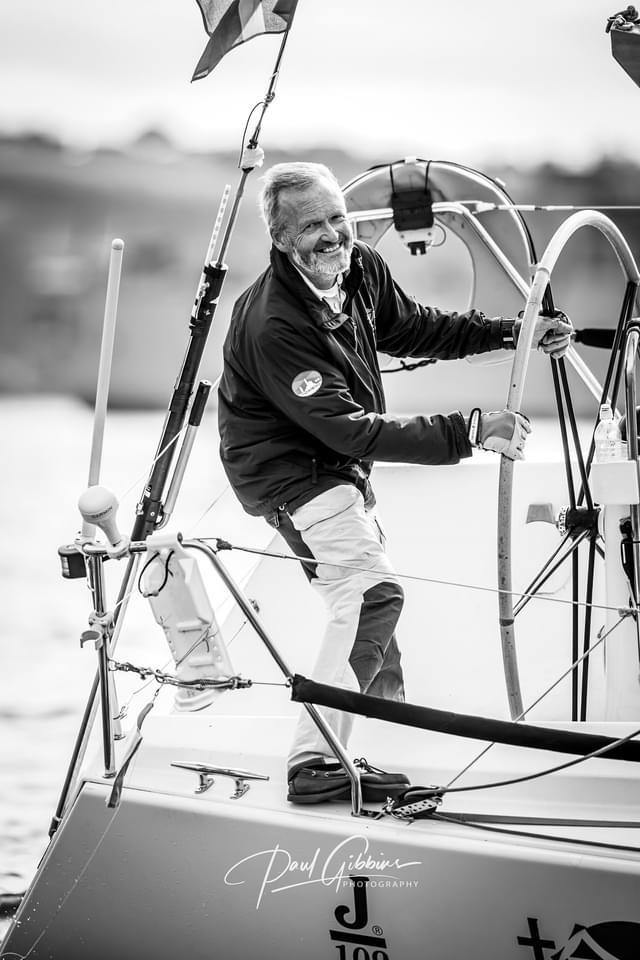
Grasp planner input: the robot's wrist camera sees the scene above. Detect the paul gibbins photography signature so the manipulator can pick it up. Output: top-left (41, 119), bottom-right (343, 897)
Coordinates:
top-left (224, 834), bottom-right (422, 909)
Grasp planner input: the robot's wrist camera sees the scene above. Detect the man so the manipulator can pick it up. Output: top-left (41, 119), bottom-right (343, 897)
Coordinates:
top-left (218, 161), bottom-right (572, 804)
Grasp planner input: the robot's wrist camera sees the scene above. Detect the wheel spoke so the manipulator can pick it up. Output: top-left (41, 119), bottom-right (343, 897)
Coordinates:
top-left (579, 539), bottom-right (597, 721)
top-left (513, 530), bottom-right (588, 618)
top-left (571, 549), bottom-right (579, 720)
top-left (558, 359), bottom-right (594, 511)
top-left (551, 359), bottom-right (576, 509)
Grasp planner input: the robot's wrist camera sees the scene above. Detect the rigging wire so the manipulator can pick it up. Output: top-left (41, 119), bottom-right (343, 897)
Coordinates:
top-left (461, 202), bottom-right (640, 213)
top-left (185, 481), bottom-right (231, 537)
top-left (445, 615), bottom-right (629, 787)
top-left (118, 424), bottom-right (189, 503)
top-left (512, 530), bottom-right (588, 618)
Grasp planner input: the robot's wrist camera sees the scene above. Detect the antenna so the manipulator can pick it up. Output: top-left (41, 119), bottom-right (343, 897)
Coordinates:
top-left (82, 238), bottom-right (124, 538)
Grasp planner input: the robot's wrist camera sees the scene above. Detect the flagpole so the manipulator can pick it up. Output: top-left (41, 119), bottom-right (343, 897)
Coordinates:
top-left (215, 12), bottom-right (298, 266)
top-left (246, 10), bottom-right (295, 151)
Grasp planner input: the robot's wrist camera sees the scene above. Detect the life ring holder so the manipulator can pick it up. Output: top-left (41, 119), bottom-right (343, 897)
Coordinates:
top-left (342, 157), bottom-right (536, 321)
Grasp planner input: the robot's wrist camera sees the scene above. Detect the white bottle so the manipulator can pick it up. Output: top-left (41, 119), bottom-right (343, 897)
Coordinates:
top-left (594, 403), bottom-right (623, 462)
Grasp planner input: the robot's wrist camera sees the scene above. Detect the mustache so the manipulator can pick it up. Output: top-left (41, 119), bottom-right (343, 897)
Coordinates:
top-left (313, 235), bottom-right (353, 253)
top-left (290, 244), bottom-right (351, 276)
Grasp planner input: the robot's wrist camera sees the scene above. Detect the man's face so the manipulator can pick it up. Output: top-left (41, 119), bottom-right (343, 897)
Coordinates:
top-left (274, 178), bottom-right (354, 288)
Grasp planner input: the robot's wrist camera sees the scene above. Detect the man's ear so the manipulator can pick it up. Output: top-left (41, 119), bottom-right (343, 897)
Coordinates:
top-left (272, 231), bottom-right (289, 253)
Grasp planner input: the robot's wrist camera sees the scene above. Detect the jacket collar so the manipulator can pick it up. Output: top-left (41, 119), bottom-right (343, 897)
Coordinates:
top-left (269, 244), bottom-right (364, 332)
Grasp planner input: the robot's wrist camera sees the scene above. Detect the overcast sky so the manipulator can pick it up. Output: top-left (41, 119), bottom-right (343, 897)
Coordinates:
top-left (2, 1), bottom-right (639, 167)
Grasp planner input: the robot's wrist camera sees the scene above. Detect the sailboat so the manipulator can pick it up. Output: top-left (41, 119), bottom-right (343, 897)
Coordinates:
top-left (3, 7), bottom-right (640, 960)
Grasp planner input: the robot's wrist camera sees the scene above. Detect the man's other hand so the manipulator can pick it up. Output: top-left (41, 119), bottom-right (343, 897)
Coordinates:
top-left (515, 312), bottom-right (574, 358)
top-left (480, 410), bottom-right (531, 461)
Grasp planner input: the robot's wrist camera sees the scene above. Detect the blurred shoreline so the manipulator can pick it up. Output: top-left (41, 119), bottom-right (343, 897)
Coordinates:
top-left (2, 132), bottom-right (639, 412)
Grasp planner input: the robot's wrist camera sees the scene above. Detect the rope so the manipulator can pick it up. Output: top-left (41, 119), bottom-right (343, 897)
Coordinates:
top-left (237, 100), bottom-right (267, 167)
top-left (434, 811), bottom-right (640, 828)
top-left (431, 811), bottom-right (640, 856)
top-left (439, 723), bottom-right (640, 796)
top-left (381, 358), bottom-right (436, 374)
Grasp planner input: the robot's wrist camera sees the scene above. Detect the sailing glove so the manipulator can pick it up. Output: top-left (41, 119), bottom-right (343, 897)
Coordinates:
top-left (514, 311), bottom-right (574, 358)
top-left (473, 409), bottom-right (531, 461)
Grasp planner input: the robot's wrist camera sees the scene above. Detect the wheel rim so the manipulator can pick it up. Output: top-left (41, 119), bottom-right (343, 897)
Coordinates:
top-left (497, 211), bottom-right (640, 719)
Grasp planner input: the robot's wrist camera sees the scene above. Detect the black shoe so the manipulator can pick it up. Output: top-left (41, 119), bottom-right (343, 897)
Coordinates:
top-left (354, 757), bottom-right (410, 802)
top-left (287, 760), bottom-right (351, 804)
top-left (287, 757), bottom-right (410, 805)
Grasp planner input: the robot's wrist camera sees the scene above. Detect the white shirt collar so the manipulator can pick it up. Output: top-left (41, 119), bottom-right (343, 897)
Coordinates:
top-left (293, 264), bottom-right (344, 309)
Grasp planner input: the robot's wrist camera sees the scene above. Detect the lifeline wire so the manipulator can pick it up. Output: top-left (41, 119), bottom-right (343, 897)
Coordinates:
top-left (109, 614), bottom-right (266, 717)
top-left (199, 537), bottom-right (631, 616)
top-left (111, 623), bottom-right (217, 719)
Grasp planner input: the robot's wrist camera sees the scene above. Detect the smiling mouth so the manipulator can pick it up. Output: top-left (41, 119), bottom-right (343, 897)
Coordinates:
top-left (317, 242), bottom-right (342, 254)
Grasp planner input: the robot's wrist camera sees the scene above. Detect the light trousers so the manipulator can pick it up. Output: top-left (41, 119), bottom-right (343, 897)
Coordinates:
top-left (270, 483), bottom-right (405, 770)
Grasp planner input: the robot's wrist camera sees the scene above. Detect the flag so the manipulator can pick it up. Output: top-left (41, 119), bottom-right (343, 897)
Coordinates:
top-left (192, 0), bottom-right (298, 81)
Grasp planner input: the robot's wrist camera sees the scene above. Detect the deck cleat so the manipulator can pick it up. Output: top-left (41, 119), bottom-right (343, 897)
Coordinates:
top-left (171, 761), bottom-right (269, 799)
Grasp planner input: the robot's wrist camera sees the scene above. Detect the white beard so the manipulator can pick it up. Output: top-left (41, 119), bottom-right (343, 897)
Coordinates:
top-left (290, 242), bottom-right (352, 279)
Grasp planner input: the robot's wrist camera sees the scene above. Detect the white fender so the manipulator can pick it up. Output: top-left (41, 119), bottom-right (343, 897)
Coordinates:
top-left (141, 534), bottom-right (236, 711)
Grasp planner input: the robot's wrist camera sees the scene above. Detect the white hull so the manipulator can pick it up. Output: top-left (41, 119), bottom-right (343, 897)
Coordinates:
top-left (5, 459), bottom-right (640, 959)
top-left (9, 776), bottom-right (640, 960)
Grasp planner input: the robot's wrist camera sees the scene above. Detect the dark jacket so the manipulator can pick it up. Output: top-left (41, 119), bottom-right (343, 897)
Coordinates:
top-left (218, 241), bottom-right (507, 517)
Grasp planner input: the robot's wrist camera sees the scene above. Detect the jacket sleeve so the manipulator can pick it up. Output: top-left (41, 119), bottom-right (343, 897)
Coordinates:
top-left (365, 245), bottom-right (505, 359)
top-left (252, 322), bottom-right (472, 466)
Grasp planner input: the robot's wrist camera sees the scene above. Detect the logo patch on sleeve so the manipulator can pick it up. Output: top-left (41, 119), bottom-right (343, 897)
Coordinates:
top-left (292, 370), bottom-right (323, 397)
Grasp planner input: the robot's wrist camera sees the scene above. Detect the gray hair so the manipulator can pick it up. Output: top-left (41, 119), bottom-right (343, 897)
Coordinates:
top-left (259, 162), bottom-right (340, 240)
